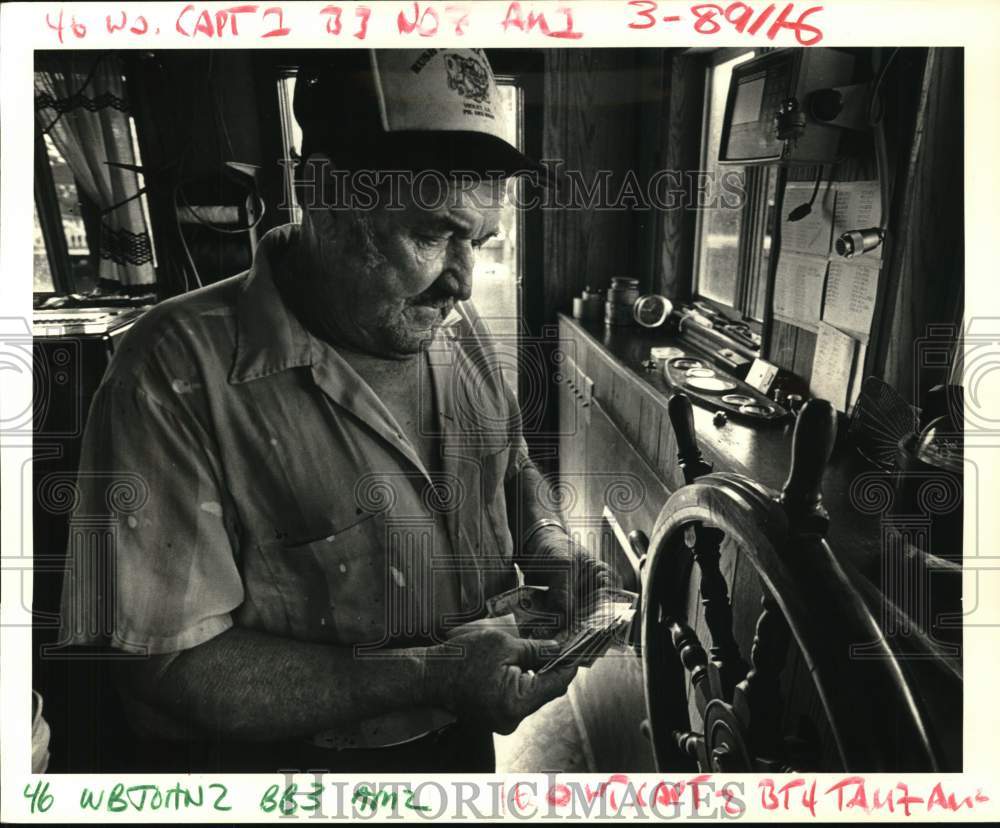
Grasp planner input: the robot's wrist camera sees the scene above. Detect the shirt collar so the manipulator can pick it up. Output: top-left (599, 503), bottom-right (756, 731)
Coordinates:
top-left (229, 224), bottom-right (315, 384)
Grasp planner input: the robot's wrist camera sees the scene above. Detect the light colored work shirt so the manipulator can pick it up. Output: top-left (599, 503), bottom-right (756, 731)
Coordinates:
top-left (59, 225), bottom-right (528, 669)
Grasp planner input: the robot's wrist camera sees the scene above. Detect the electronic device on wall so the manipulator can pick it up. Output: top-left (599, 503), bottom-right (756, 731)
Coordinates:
top-left (719, 48), bottom-right (859, 166)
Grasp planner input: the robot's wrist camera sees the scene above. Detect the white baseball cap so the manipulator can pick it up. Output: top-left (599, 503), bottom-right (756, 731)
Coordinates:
top-left (294, 49), bottom-right (545, 180)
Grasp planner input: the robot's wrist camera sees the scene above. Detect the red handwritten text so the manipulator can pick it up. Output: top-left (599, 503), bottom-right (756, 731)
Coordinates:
top-left (690, 3), bottom-right (824, 44)
top-left (501, 2), bottom-right (583, 39)
top-left (173, 4), bottom-right (288, 37)
top-left (45, 9), bottom-right (87, 43)
top-left (320, 5), bottom-right (370, 39)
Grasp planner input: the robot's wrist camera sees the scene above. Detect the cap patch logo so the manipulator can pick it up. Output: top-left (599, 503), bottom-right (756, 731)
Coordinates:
top-left (444, 54), bottom-right (491, 105)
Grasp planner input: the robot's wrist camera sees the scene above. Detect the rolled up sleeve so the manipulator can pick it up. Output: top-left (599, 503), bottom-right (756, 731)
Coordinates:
top-left (59, 377), bottom-right (244, 655)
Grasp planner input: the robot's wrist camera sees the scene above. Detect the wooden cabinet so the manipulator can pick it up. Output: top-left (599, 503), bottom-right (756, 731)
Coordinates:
top-left (557, 318), bottom-right (670, 771)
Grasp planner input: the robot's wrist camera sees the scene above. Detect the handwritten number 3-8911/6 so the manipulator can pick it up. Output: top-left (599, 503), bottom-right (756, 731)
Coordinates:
top-left (627, 0), bottom-right (825, 45)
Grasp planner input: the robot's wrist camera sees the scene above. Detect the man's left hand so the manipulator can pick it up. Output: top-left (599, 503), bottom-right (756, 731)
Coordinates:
top-left (519, 536), bottom-right (618, 639)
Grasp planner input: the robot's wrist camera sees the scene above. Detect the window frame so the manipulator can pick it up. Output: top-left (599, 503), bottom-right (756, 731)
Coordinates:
top-left (33, 67), bottom-right (159, 297)
top-left (479, 72), bottom-right (525, 335)
top-left (275, 70), bottom-right (302, 226)
top-left (33, 130), bottom-right (73, 296)
top-left (690, 47), bottom-right (772, 333)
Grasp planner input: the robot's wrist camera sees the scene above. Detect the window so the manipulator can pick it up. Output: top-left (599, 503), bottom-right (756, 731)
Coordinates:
top-left (277, 73), bottom-right (303, 226)
top-left (33, 60), bottom-right (157, 295)
top-left (34, 134), bottom-right (95, 294)
top-left (692, 51), bottom-right (776, 326)
top-left (32, 202), bottom-right (54, 293)
top-left (468, 78), bottom-right (522, 341)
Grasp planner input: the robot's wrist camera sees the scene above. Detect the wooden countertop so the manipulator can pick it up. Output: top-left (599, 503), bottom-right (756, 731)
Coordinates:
top-left (559, 314), bottom-right (887, 583)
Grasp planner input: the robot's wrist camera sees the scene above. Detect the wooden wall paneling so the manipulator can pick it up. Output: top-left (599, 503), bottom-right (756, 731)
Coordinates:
top-left (634, 49), bottom-right (670, 294)
top-left (655, 427), bottom-right (680, 491)
top-left (566, 318), bottom-right (589, 384)
top-left (542, 49), bottom-right (644, 323)
top-left (558, 380), bottom-right (591, 536)
top-left (657, 52), bottom-right (705, 301)
top-left (569, 652), bottom-right (655, 772)
top-left (557, 365), bottom-right (577, 471)
top-left (557, 321), bottom-right (589, 555)
top-left (791, 329), bottom-right (817, 384)
top-left (556, 322), bottom-right (589, 530)
top-left (587, 335), bottom-right (619, 415)
top-left (569, 398), bottom-right (667, 771)
top-left (587, 398), bottom-right (671, 550)
top-left (768, 318), bottom-right (817, 391)
top-left (637, 394), bottom-right (663, 479)
top-left (769, 319), bottom-right (800, 372)
top-left (611, 371), bottom-right (639, 446)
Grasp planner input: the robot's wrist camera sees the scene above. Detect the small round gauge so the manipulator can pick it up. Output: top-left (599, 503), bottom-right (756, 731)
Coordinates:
top-left (686, 376), bottom-right (738, 393)
top-left (685, 367), bottom-right (717, 378)
top-left (671, 357), bottom-right (705, 371)
top-left (739, 402), bottom-right (776, 417)
top-left (633, 294), bottom-right (674, 328)
top-left (722, 394), bottom-right (755, 406)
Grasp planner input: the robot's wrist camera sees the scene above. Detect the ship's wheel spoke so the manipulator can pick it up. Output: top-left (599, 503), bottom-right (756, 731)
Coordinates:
top-left (684, 520), bottom-right (748, 699)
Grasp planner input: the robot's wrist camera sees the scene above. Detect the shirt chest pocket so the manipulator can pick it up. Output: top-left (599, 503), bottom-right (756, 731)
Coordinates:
top-left (250, 513), bottom-right (391, 645)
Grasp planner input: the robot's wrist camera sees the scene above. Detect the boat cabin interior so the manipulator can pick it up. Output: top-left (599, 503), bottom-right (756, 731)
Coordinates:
top-left (30, 45), bottom-right (963, 774)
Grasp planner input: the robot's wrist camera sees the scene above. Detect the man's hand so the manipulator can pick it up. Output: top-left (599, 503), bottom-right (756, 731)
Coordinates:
top-left (520, 536), bottom-right (618, 639)
top-left (424, 629), bottom-right (577, 735)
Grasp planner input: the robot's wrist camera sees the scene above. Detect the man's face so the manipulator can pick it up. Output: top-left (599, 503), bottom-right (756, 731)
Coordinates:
top-left (298, 167), bottom-right (505, 358)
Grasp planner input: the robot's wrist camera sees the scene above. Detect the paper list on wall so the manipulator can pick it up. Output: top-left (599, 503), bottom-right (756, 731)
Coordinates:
top-left (810, 321), bottom-right (859, 412)
top-left (832, 180), bottom-right (882, 241)
top-left (780, 181), bottom-right (837, 257)
top-left (823, 258), bottom-right (880, 341)
top-left (822, 180), bottom-right (883, 342)
top-left (773, 251), bottom-right (827, 332)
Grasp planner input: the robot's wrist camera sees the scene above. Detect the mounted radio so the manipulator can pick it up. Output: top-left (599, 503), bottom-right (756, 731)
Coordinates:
top-left (718, 48), bottom-right (860, 166)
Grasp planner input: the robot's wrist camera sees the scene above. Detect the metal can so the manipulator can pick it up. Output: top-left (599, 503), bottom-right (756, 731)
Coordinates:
top-left (605, 278), bottom-right (641, 326)
top-left (581, 286), bottom-right (605, 321)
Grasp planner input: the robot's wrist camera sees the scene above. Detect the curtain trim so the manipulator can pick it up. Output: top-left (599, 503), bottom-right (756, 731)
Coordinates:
top-left (35, 91), bottom-right (129, 117)
top-left (100, 222), bottom-right (154, 267)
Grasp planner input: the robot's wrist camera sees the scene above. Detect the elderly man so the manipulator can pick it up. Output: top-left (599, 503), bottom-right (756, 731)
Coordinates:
top-left (59, 49), bottom-right (612, 773)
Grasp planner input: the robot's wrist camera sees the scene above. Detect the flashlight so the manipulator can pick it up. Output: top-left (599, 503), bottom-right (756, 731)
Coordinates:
top-left (835, 227), bottom-right (884, 258)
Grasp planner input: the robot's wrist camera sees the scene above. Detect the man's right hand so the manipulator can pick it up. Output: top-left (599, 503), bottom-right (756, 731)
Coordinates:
top-left (424, 629), bottom-right (578, 735)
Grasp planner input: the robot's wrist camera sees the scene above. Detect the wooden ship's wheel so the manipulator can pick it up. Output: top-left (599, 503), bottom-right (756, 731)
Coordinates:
top-left (639, 395), bottom-right (951, 772)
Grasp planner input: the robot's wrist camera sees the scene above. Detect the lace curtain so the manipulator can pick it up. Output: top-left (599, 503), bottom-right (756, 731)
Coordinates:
top-left (35, 53), bottom-right (155, 286)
